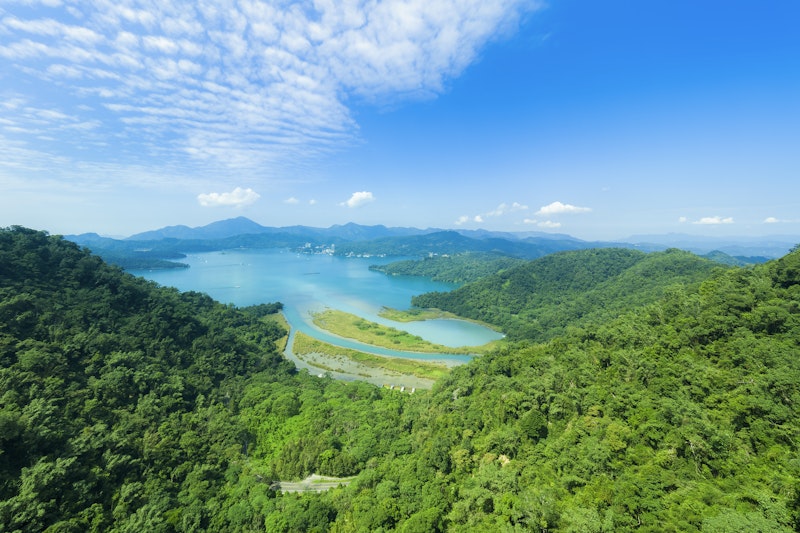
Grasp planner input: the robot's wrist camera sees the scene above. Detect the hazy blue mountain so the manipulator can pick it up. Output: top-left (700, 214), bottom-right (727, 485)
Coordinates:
top-left (273, 222), bottom-right (431, 241)
top-left (65, 222), bottom-right (441, 269)
top-left (65, 218), bottom-right (799, 271)
top-left (127, 217), bottom-right (433, 242)
top-left (128, 216), bottom-right (269, 240)
top-left (320, 222), bottom-right (429, 240)
top-left (126, 224), bottom-right (196, 240)
top-left (63, 232), bottom-right (189, 268)
top-left (333, 230), bottom-right (594, 259)
top-left (702, 250), bottom-right (772, 266)
top-left (456, 228), bottom-right (584, 242)
top-left (627, 232), bottom-right (799, 257)
top-left (65, 232), bottom-right (117, 246)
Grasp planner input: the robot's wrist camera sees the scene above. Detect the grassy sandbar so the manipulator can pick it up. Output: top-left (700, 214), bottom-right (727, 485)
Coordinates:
top-left (377, 307), bottom-right (459, 322)
top-left (313, 308), bottom-right (502, 354)
top-left (311, 309), bottom-right (492, 354)
top-left (292, 331), bottom-right (450, 381)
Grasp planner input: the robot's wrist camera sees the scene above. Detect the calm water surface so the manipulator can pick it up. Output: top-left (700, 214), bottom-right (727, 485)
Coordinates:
top-left (134, 249), bottom-right (502, 360)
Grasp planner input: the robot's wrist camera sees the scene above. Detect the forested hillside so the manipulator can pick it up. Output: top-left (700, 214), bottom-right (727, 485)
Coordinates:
top-left (336, 245), bottom-right (799, 531)
top-left (2, 227), bottom-right (799, 532)
top-left (370, 252), bottom-right (526, 284)
top-left (0, 228), bottom-right (409, 532)
top-left (334, 230), bottom-right (587, 259)
top-left (413, 248), bottom-right (725, 341)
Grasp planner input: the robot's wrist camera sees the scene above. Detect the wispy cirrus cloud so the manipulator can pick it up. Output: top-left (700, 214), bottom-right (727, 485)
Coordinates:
top-left (0, 0), bottom-right (540, 185)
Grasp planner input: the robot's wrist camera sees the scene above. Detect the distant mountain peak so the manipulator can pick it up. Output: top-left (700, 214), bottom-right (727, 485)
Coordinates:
top-left (127, 217), bottom-right (267, 241)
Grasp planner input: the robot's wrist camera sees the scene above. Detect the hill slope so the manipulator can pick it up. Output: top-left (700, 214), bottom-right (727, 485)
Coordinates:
top-left (370, 252), bottom-right (527, 284)
top-left (0, 227), bottom-right (412, 532)
top-left (342, 246), bottom-right (800, 531)
top-left (413, 248), bottom-right (726, 341)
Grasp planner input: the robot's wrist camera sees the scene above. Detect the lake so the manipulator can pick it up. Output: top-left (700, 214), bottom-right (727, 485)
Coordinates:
top-left (133, 249), bottom-right (502, 361)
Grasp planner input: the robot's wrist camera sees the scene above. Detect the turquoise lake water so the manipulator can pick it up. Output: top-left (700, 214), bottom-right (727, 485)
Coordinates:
top-left (133, 249), bottom-right (502, 361)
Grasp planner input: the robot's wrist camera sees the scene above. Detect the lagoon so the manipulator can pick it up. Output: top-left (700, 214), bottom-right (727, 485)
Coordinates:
top-left (133, 249), bottom-right (502, 361)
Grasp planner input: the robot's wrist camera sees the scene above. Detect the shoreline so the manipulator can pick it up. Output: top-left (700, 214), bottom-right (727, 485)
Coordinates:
top-left (310, 308), bottom-right (496, 355)
top-left (378, 306), bottom-right (505, 334)
top-left (282, 326), bottom-right (456, 390)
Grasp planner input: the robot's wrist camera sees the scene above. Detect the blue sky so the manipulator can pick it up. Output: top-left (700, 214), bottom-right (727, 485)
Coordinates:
top-left (2, 0), bottom-right (799, 240)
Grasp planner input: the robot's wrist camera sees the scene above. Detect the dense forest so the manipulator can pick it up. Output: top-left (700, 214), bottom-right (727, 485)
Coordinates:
top-left (0, 228), bottom-right (408, 531)
top-left (370, 252), bottom-right (526, 284)
top-left (2, 227), bottom-right (799, 531)
top-left (412, 248), bottom-right (726, 341)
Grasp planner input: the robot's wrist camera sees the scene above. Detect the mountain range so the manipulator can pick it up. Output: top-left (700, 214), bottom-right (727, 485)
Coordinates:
top-left (125, 217), bottom-right (431, 242)
top-left (63, 216), bottom-right (798, 270)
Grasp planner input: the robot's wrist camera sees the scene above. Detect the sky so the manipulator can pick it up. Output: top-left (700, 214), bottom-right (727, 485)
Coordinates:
top-left (1, 0), bottom-right (799, 240)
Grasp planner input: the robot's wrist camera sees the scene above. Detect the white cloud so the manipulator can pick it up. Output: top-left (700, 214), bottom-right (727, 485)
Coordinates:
top-left (693, 216), bottom-right (734, 225)
top-left (485, 201), bottom-right (528, 217)
top-left (0, 0), bottom-right (541, 181)
top-left (678, 216), bottom-right (688, 223)
top-left (522, 218), bottom-right (561, 229)
top-left (197, 186), bottom-right (260, 207)
top-left (342, 191), bottom-right (375, 208)
top-left (764, 217), bottom-right (780, 224)
top-left (284, 196), bottom-right (299, 204)
top-left (536, 201), bottom-right (591, 216)
top-left (538, 220), bottom-right (561, 228)
top-left (458, 201), bottom-right (529, 226)
top-left (143, 35), bottom-right (180, 54)
top-left (309, 199), bottom-right (317, 205)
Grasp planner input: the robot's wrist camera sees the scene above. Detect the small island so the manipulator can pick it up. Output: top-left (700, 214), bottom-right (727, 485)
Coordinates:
top-left (310, 309), bottom-right (498, 355)
top-left (291, 331), bottom-right (450, 382)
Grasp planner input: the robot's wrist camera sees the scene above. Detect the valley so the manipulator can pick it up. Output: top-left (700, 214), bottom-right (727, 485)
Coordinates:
top-left (2, 226), bottom-right (799, 531)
